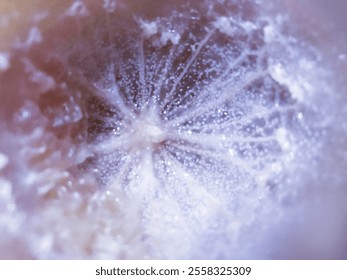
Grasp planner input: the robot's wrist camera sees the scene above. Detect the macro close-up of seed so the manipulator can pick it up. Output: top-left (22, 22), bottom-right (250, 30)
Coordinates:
top-left (0, 0), bottom-right (347, 259)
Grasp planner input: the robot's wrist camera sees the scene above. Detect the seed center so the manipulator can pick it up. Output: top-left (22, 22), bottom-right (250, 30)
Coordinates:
top-left (127, 111), bottom-right (166, 151)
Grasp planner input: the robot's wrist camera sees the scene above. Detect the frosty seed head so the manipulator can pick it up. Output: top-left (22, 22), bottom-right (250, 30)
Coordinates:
top-left (0, 0), bottom-right (342, 259)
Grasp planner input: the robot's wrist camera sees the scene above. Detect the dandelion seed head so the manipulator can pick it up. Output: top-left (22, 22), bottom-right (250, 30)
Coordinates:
top-left (0, 0), bottom-right (343, 259)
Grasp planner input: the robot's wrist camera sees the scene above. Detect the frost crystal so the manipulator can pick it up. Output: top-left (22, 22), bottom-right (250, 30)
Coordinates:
top-left (0, 52), bottom-right (10, 72)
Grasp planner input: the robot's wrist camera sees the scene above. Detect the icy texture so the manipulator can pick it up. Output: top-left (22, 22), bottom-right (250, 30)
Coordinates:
top-left (0, 0), bottom-right (343, 259)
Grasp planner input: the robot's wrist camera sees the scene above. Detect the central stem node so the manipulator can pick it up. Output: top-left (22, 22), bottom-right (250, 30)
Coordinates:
top-left (127, 110), bottom-right (166, 151)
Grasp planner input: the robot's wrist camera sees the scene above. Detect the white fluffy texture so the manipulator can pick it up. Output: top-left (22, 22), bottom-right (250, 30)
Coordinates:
top-left (66, 0), bottom-right (89, 17)
top-left (0, 0), bottom-right (345, 259)
top-left (0, 153), bottom-right (8, 170)
top-left (0, 52), bottom-right (10, 72)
